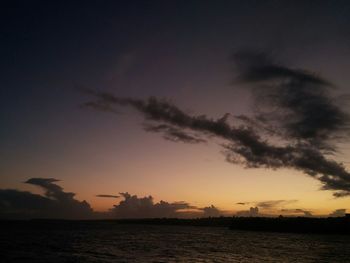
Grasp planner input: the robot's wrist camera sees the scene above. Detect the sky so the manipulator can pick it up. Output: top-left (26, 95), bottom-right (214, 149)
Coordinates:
top-left (1, 0), bottom-right (350, 219)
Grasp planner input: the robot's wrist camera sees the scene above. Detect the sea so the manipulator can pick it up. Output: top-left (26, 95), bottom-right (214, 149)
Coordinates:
top-left (1, 221), bottom-right (350, 262)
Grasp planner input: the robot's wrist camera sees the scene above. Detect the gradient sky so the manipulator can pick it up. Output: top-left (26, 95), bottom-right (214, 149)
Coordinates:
top-left (1, 1), bottom-right (350, 218)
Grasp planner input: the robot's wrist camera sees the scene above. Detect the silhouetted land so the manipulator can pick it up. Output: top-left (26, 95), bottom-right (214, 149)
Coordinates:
top-left (1, 216), bottom-right (349, 234)
top-left (229, 216), bottom-right (350, 234)
top-left (115, 216), bottom-right (350, 234)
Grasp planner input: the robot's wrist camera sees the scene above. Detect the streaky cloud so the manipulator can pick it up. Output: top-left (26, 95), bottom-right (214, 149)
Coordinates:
top-left (96, 194), bottom-right (120, 198)
top-left (256, 200), bottom-right (298, 209)
top-left (236, 200), bottom-right (298, 210)
top-left (281, 209), bottom-right (313, 217)
top-left (81, 50), bottom-right (350, 197)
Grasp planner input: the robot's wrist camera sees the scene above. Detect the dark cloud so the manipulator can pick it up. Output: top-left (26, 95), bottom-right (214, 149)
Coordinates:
top-left (228, 51), bottom-right (350, 196)
top-left (0, 189), bottom-right (56, 219)
top-left (0, 178), bottom-right (93, 219)
top-left (199, 205), bottom-right (222, 217)
top-left (223, 138), bottom-right (350, 198)
top-left (236, 207), bottom-right (259, 217)
top-left (110, 192), bottom-right (197, 219)
top-left (256, 200), bottom-right (298, 209)
top-left (81, 51), bottom-right (350, 197)
top-left (233, 50), bottom-right (330, 87)
top-left (281, 209), bottom-right (313, 217)
top-left (328, 209), bottom-right (346, 217)
top-left (236, 200), bottom-right (298, 210)
top-left (109, 193), bottom-right (226, 218)
top-left (25, 178), bottom-right (73, 202)
top-left (332, 191), bottom-right (350, 198)
top-left (0, 179), bottom-right (227, 219)
top-left (232, 50), bottom-right (349, 149)
top-left (96, 194), bottom-right (120, 198)
top-left (235, 204), bottom-right (312, 217)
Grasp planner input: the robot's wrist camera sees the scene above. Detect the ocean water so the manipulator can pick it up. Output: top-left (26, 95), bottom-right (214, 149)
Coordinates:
top-left (1, 221), bottom-right (350, 262)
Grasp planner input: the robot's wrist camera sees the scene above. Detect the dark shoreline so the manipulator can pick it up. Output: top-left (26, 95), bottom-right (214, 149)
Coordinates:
top-left (1, 216), bottom-right (350, 235)
top-left (229, 216), bottom-right (350, 235)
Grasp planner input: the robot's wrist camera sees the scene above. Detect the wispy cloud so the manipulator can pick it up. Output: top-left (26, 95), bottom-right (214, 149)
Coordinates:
top-left (81, 50), bottom-right (350, 197)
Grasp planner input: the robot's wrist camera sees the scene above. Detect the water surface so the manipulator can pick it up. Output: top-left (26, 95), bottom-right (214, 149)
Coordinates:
top-left (1, 221), bottom-right (349, 262)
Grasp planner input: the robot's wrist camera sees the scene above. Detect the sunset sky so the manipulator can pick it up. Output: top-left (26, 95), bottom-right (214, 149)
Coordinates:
top-left (1, 1), bottom-right (350, 219)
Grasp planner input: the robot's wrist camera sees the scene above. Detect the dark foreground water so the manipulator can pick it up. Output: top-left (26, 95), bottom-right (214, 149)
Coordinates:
top-left (1, 221), bottom-right (350, 262)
